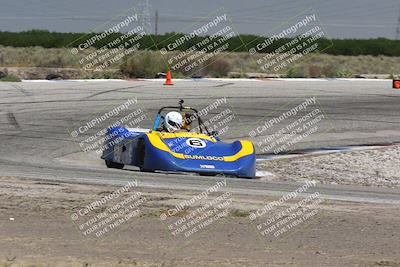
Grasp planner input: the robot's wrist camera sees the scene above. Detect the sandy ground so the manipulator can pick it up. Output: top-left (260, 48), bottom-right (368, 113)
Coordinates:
top-left (1, 176), bottom-right (400, 267)
top-left (258, 146), bottom-right (400, 188)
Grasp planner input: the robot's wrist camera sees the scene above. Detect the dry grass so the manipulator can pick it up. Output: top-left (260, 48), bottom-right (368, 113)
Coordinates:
top-left (0, 74), bottom-right (21, 82)
top-left (1, 46), bottom-right (399, 78)
top-left (0, 46), bottom-right (79, 68)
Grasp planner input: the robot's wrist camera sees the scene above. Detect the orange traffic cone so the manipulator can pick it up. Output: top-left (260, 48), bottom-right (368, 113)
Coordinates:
top-left (393, 80), bottom-right (400, 89)
top-left (164, 70), bottom-right (173, 85)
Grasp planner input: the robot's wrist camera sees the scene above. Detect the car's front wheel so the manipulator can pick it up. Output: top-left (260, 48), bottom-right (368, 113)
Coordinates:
top-left (105, 160), bottom-right (124, 169)
top-left (137, 139), bottom-right (154, 172)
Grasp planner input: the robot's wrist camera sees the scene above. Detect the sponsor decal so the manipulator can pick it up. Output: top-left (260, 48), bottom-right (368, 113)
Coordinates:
top-left (200, 164), bottom-right (215, 169)
top-left (184, 155), bottom-right (224, 161)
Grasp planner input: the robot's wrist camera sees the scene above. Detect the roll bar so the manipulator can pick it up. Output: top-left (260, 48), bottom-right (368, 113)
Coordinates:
top-left (154, 99), bottom-right (211, 135)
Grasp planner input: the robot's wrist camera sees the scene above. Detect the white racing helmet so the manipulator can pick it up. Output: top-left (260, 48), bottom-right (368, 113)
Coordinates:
top-left (165, 111), bottom-right (183, 132)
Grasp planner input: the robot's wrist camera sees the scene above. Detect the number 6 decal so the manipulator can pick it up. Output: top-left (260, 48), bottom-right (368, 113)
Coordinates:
top-left (186, 138), bottom-right (206, 148)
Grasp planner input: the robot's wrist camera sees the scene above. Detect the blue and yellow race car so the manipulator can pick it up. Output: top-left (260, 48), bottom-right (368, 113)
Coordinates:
top-left (101, 100), bottom-right (255, 178)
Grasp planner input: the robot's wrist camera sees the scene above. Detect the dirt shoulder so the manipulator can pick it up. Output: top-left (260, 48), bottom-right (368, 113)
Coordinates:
top-left (257, 146), bottom-right (400, 188)
top-left (0, 176), bottom-right (399, 267)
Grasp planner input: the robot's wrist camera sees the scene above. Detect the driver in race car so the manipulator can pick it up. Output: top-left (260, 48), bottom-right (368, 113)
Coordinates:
top-left (162, 111), bottom-right (191, 132)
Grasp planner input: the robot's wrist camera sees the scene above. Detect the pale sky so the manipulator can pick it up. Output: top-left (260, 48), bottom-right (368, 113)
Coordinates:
top-left (0, 0), bottom-right (399, 39)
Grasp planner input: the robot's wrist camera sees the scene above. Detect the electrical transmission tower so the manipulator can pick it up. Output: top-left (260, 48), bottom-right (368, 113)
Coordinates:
top-left (138, 0), bottom-right (151, 34)
top-left (396, 6), bottom-right (400, 40)
top-left (155, 9), bottom-right (158, 36)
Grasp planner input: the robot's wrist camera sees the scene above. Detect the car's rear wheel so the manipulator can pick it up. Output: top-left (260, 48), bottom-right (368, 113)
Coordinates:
top-left (105, 160), bottom-right (124, 169)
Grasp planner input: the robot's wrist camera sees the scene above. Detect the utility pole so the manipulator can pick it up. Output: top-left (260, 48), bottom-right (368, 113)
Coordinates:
top-left (155, 9), bottom-right (158, 36)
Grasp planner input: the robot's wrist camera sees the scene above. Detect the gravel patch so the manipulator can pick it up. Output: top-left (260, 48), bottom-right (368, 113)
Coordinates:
top-left (257, 146), bottom-right (400, 188)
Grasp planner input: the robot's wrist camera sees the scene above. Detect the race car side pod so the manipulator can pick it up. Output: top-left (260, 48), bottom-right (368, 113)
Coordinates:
top-left (393, 80), bottom-right (400, 89)
top-left (164, 70), bottom-right (173, 85)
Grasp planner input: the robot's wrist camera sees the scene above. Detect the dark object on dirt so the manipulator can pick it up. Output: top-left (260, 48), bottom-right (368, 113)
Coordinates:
top-left (154, 72), bottom-right (166, 78)
top-left (0, 70), bottom-right (7, 79)
top-left (46, 74), bottom-right (64, 80)
top-left (354, 74), bottom-right (366, 78)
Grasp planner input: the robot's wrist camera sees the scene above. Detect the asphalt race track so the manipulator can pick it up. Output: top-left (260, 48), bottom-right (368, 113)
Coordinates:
top-left (0, 79), bottom-right (399, 204)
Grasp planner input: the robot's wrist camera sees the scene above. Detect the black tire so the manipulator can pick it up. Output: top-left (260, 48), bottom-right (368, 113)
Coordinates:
top-left (137, 139), bottom-right (153, 172)
top-left (199, 172), bottom-right (216, 176)
top-left (105, 160), bottom-right (124, 169)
